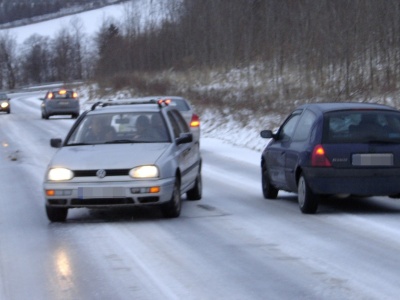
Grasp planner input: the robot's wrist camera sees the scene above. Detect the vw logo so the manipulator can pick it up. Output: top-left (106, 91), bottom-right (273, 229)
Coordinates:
top-left (96, 169), bottom-right (106, 178)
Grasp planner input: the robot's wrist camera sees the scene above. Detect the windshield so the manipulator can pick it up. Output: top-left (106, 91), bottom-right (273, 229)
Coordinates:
top-left (66, 112), bottom-right (171, 145)
top-left (323, 110), bottom-right (400, 143)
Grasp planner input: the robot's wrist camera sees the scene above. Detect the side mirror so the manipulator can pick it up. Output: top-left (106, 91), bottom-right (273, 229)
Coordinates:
top-left (176, 132), bottom-right (193, 145)
top-left (260, 130), bottom-right (274, 139)
top-left (50, 138), bottom-right (62, 148)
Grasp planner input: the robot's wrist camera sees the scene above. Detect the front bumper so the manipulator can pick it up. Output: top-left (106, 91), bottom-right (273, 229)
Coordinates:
top-left (304, 167), bottom-right (400, 196)
top-left (44, 177), bottom-right (175, 208)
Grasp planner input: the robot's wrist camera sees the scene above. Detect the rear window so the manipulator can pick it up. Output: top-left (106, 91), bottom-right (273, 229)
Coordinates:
top-left (49, 90), bottom-right (76, 99)
top-left (167, 99), bottom-right (190, 111)
top-left (322, 110), bottom-right (400, 143)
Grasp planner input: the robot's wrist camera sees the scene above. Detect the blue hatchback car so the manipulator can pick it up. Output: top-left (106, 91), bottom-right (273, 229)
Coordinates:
top-left (260, 102), bottom-right (400, 214)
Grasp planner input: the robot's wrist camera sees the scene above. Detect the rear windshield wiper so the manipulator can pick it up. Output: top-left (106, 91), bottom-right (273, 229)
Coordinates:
top-left (363, 138), bottom-right (400, 144)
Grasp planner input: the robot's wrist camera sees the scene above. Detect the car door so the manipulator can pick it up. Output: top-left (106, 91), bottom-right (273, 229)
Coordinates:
top-left (167, 110), bottom-right (197, 191)
top-left (284, 109), bottom-right (317, 191)
top-left (266, 110), bottom-right (302, 189)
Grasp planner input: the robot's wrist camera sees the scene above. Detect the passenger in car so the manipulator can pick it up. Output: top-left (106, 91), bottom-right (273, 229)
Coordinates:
top-left (355, 114), bottom-right (386, 137)
top-left (84, 117), bottom-right (116, 143)
top-left (135, 115), bottom-right (154, 140)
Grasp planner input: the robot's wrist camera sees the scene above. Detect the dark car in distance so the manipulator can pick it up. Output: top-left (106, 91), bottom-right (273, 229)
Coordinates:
top-left (41, 88), bottom-right (80, 119)
top-left (0, 92), bottom-right (10, 114)
top-left (260, 102), bottom-right (400, 214)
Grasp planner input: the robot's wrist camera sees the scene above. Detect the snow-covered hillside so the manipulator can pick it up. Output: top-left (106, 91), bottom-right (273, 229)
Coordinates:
top-left (2, 0), bottom-right (173, 44)
top-left (2, 0), bottom-right (276, 152)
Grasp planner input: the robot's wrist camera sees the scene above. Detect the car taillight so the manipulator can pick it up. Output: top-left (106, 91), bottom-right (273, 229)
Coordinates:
top-left (190, 114), bottom-right (200, 128)
top-left (311, 144), bottom-right (331, 167)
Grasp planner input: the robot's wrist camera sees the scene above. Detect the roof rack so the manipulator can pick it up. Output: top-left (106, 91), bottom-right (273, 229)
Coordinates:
top-left (90, 98), bottom-right (169, 111)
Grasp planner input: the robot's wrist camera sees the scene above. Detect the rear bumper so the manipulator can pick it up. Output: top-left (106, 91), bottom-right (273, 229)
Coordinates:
top-left (304, 167), bottom-right (400, 196)
top-left (43, 102), bottom-right (79, 115)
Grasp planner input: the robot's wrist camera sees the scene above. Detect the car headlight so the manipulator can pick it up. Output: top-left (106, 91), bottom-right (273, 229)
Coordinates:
top-left (1, 102), bottom-right (9, 108)
top-left (129, 166), bottom-right (159, 178)
top-left (48, 168), bottom-right (74, 181)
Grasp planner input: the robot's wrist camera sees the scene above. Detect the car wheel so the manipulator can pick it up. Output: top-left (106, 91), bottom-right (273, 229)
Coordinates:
top-left (297, 174), bottom-right (318, 214)
top-left (46, 205), bottom-right (68, 222)
top-left (72, 114), bottom-right (79, 119)
top-left (261, 164), bottom-right (278, 199)
top-left (161, 178), bottom-right (181, 218)
top-left (186, 171), bottom-right (202, 200)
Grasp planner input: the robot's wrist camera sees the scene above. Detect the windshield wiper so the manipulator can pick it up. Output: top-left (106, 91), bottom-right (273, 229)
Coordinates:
top-left (66, 142), bottom-right (92, 146)
top-left (105, 139), bottom-right (137, 144)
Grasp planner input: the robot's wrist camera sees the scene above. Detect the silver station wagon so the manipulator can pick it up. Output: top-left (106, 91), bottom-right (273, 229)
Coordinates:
top-left (43, 99), bottom-right (202, 222)
top-left (41, 88), bottom-right (80, 119)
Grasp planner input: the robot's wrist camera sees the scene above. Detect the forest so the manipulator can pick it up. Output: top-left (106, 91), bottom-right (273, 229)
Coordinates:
top-left (1, 0), bottom-right (400, 113)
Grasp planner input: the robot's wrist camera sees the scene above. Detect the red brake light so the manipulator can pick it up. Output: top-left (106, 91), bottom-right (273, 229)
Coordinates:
top-left (190, 114), bottom-right (200, 128)
top-left (311, 145), bottom-right (331, 167)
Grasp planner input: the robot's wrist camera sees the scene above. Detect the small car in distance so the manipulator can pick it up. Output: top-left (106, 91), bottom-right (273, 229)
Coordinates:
top-left (43, 99), bottom-right (202, 222)
top-left (0, 92), bottom-right (10, 114)
top-left (260, 102), bottom-right (400, 214)
top-left (41, 88), bottom-right (80, 119)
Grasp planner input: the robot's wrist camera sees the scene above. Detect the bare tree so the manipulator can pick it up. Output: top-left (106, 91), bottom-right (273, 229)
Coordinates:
top-left (0, 31), bottom-right (17, 89)
top-left (19, 34), bottom-right (51, 84)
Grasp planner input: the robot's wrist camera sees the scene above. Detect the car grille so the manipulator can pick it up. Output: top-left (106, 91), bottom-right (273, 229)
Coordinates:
top-left (138, 196), bottom-right (159, 203)
top-left (49, 197), bottom-right (160, 206)
top-left (74, 169), bottom-right (130, 177)
top-left (70, 198), bottom-right (135, 205)
top-left (48, 199), bottom-right (67, 205)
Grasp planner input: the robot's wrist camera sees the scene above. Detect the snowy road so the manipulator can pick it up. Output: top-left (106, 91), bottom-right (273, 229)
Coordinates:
top-left (2, 92), bottom-right (400, 299)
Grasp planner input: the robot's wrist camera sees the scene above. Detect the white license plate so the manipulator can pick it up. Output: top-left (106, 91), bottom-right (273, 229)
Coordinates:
top-left (352, 153), bottom-right (393, 166)
top-left (77, 187), bottom-right (125, 198)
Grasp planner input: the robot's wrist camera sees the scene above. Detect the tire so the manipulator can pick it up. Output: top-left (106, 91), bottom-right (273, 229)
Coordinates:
top-left (46, 206), bottom-right (68, 222)
top-left (72, 113), bottom-right (79, 119)
top-left (186, 171), bottom-right (202, 201)
top-left (6, 109), bottom-right (10, 114)
top-left (261, 164), bottom-right (278, 199)
top-left (161, 178), bottom-right (181, 218)
top-left (297, 174), bottom-right (319, 214)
